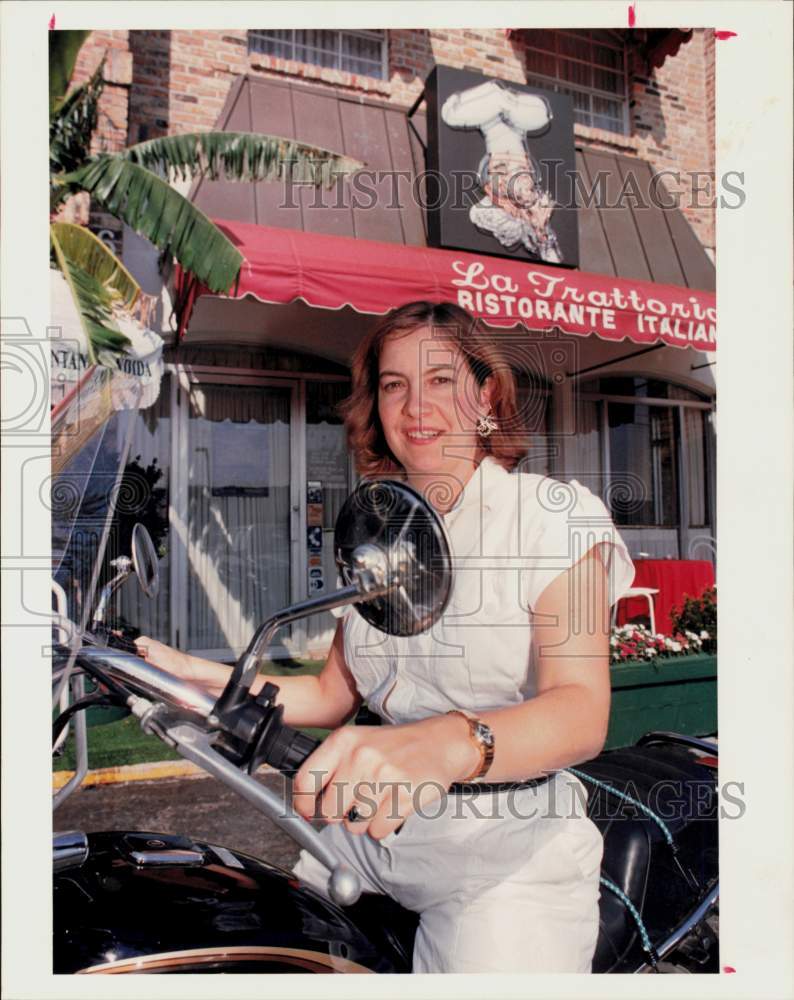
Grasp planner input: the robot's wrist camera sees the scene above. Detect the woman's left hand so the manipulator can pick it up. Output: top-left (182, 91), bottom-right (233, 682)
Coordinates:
top-left (291, 715), bottom-right (477, 840)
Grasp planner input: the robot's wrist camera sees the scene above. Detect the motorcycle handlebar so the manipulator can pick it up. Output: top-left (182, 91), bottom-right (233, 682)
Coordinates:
top-left (70, 647), bottom-right (361, 905)
top-left (76, 648), bottom-right (322, 777)
top-left (76, 647), bottom-right (217, 720)
top-left (252, 716), bottom-right (321, 776)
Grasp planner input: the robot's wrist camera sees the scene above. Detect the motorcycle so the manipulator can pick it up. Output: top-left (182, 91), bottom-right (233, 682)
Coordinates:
top-left (51, 389), bottom-right (718, 975)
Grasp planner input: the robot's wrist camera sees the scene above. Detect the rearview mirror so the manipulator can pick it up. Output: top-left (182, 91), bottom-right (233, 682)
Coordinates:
top-left (334, 479), bottom-right (452, 636)
top-left (131, 523), bottom-right (160, 599)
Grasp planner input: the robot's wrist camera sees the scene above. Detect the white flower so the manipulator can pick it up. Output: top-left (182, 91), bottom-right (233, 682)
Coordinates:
top-left (644, 647), bottom-right (657, 658)
top-left (700, 630), bottom-right (710, 640)
top-left (670, 641), bottom-right (682, 652)
top-left (610, 636), bottom-right (618, 647)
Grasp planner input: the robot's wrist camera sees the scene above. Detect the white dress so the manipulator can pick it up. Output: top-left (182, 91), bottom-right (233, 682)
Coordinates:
top-left (293, 457), bottom-right (635, 973)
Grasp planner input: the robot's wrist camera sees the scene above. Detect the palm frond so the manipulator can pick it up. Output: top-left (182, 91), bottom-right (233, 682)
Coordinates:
top-left (51, 225), bottom-right (131, 365)
top-left (122, 131), bottom-right (362, 188)
top-left (61, 156), bottom-right (244, 293)
top-left (50, 222), bottom-right (141, 308)
top-left (49, 30), bottom-right (92, 116)
top-left (50, 57), bottom-right (105, 195)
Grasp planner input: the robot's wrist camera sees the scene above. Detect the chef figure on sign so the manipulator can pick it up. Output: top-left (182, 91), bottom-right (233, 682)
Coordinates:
top-left (441, 79), bottom-right (563, 263)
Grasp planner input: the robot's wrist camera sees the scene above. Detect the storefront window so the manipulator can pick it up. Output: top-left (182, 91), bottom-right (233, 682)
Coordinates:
top-left (569, 396), bottom-right (603, 487)
top-left (116, 375), bottom-right (172, 640)
top-left (248, 29), bottom-right (387, 80)
top-left (670, 386), bottom-right (714, 529)
top-left (578, 377), bottom-right (714, 533)
top-left (185, 383), bottom-right (292, 654)
top-left (609, 402), bottom-right (678, 526)
top-left (523, 29), bottom-right (629, 135)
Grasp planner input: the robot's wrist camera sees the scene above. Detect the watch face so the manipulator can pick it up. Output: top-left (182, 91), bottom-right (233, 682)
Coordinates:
top-left (474, 722), bottom-right (495, 747)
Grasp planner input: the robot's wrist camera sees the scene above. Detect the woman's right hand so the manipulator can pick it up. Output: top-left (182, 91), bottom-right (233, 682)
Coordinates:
top-left (133, 638), bottom-right (234, 697)
top-left (134, 636), bottom-right (194, 681)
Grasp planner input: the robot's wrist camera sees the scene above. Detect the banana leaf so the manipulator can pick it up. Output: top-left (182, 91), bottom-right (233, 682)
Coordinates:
top-left (61, 156), bottom-right (244, 293)
top-left (50, 222), bottom-right (141, 308)
top-left (49, 29), bottom-right (92, 116)
top-left (51, 226), bottom-right (132, 365)
top-left (122, 131), bottom-right (362, 187)
top-left (50, 59), bottom-right (105, 194)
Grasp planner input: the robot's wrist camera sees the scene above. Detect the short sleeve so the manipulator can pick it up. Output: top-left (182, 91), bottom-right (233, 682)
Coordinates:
top-left (519, 478), bottom-right (635, 612)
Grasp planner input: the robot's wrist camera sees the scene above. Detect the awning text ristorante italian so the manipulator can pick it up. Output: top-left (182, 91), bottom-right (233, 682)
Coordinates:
top-left (450, 261), bottom-right (716, 348)
top-left (174, 220), bottom-right (716, 352)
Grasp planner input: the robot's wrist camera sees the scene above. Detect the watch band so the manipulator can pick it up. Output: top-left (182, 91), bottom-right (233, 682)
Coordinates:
top-left (447, 709), bottom-right (495, 782)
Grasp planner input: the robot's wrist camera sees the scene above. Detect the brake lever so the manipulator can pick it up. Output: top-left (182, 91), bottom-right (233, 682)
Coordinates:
top-left (163, 720), bottom-right (361, 907)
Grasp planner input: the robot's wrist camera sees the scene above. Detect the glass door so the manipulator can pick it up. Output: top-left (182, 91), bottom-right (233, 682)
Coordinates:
top-left (175, 376), bottom-right (297, 659)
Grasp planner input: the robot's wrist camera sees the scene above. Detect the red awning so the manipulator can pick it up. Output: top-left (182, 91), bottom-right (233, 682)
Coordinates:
top-left (175, 219), bottom-right (716, 352)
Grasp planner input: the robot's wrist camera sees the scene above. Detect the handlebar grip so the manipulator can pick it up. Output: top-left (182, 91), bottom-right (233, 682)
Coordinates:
top-left (259, 723), bottom-right (321, 776)
top-left (106, 632), bottom-right (140, 655)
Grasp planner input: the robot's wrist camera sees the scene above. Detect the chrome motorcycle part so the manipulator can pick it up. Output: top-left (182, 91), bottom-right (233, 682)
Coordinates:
top-left (53, 831), bottom-right (89, 873)
top-left (91, 524), bottom-right (158, 626)
top-left (131, 522), bottom-right (160, 598)
top-left (334, 478), bottom-right (452, 637)
top-left (75, 648), bottom-right (216, 719)
top-left (91, 556), bottom-right (133, 626)
top-left (167, 722), bottom-right (362, 907)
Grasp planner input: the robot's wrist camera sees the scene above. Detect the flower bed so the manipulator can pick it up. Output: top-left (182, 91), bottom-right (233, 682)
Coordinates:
top-left (610, 623), bottom-right (713, 664)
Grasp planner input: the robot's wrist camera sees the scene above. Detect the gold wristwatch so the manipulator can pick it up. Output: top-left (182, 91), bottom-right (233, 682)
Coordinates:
top-left (447, 709), bottom-right (495, 782)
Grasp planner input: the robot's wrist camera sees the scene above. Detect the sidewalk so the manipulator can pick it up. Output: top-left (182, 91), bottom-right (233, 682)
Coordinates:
top-left (53, 759), bottom-right (207, 790)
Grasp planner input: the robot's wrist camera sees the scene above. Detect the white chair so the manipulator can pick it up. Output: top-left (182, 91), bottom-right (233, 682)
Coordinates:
top-left (612, 587), bottom-right (660, 634)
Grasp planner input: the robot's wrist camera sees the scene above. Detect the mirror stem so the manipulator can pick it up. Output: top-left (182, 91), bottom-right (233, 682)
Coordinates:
top-left (92, 558), bottom-right (133, 625)
top-left (218, 581), bottom-right (390, 708)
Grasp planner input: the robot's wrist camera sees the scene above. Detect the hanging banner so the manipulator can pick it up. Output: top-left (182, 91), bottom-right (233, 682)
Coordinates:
top-left (50, 269), bottom-right (164, 410)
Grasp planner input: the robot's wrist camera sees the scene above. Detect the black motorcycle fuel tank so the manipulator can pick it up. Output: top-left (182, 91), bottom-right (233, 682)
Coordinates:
top-left (54, 831), bottom-right (415, 974)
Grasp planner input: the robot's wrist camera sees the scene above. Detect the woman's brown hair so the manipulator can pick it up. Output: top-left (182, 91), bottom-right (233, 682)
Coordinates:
top-left (339, 301), bottom-right (529, 477)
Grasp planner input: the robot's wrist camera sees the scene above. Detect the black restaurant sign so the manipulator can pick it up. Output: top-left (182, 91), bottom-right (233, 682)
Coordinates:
top-left (425, 65), bottom-right (579, 268)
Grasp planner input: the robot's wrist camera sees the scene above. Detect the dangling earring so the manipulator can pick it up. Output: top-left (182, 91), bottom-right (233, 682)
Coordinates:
top-left (476, 410), bottom-right (498, 438)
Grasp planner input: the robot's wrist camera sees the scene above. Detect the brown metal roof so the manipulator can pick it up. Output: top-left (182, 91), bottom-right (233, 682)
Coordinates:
top-left (192, 75), bottom-right (714, 292)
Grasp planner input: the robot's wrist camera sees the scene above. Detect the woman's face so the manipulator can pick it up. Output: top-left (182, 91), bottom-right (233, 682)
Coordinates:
top-left (377, 325), bottom-right (492, 496)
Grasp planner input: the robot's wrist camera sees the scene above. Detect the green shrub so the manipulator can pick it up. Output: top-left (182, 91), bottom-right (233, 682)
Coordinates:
top-left (670, 586), bottom-right (717, 653)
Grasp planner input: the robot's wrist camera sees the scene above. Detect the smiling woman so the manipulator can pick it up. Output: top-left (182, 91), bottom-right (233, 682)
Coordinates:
top-left (340, 301), bottom-right (528, 493)
top-left (285, 301), bottom-right (636, 972)
top-left (136, 301), bottom-right (635, 974)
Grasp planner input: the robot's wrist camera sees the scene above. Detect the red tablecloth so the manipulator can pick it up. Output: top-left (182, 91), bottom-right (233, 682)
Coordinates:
top-left (616, 559), bottom-right (715, 635)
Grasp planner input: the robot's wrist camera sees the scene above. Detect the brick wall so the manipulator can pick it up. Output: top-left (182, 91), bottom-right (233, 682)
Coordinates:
top-left (127, 31), bottom-right (172, 144)
top-left (75, 27), bottom-right (716, 258)
top-left (65, 30), bottom-right (132, 248)
top-left (627, 30), bottom-right (716, 253)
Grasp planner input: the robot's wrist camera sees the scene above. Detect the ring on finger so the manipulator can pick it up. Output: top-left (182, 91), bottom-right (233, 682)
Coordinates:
top-left (346, 804), bottom-right (365, 823)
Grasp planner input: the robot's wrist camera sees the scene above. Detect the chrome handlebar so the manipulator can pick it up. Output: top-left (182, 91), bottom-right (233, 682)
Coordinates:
top-left (75, 647), bottom-right (217, 719)
top-left (70, 646), bottom-right (362, 906)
